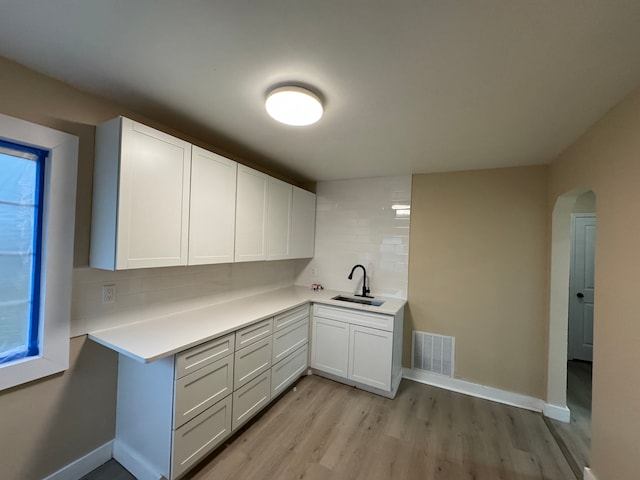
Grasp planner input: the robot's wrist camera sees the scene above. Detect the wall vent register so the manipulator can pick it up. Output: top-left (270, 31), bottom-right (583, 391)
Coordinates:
top-left (412, 331), bottom-right (455, 378)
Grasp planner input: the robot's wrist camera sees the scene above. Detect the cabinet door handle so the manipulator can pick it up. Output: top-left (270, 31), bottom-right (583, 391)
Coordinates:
top-left (576, 292), bottom-right (584, 298)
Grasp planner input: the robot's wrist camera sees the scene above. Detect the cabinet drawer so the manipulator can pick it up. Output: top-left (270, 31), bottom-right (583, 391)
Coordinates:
top-left (234, 337), bottom-right (272, 390)
top-left (313, 304), bottom-right (394, 332)
top-left (232, 370), bottom-right (271, 431)
top-left (235, 318), bottom-right (273, 350)
top-left (172, 395), bottom-right (232, 479)
top-left (174, 354), bottom-right (234, 429)
top-left (272, 344), bottom-right (308, 397)
top-left (175, 333), bottom-right (234, 380)
top-left (274, 304), bottom-right (309, 331)
top-left (272, 317), bottom-right (308, 364)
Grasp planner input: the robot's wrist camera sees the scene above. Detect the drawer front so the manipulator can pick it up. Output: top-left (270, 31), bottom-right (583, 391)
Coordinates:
top-left (313, 304), bottom-right (394, 332)
top-left (174, 354), bottom-right (234, 429)
top-left (272, 344), bottom-right (308, 397)
top-left (235, 318), bottom-right (273, 350)
top-left (175, 333), bottom-right (235, 380)
top-left (172, 395), bottom-right (232, 479)
top-left (234, 336), bottom-right (272, 390)
top-left (272, 317), bottom-right (308, 364)
top-left (274, 304), bottom-right (309, 331)
top-left (232, 370), bottom-right (271, 431)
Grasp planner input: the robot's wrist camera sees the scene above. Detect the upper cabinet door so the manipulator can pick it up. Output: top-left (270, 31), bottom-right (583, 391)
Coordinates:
top-left (91, 117), bottom-right (192, 270)
top-left (266, 177), bottom-right (292, 261)
top-left (188, 147), bottom-right (237, 265)
top-left (235, 165), bottom-right (268, 262)
top-left (289, 187), bottom-right (316, 259)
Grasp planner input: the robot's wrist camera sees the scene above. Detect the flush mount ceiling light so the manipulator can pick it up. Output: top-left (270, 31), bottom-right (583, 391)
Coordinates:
top-left (265, 86), bottom-right (323, 126)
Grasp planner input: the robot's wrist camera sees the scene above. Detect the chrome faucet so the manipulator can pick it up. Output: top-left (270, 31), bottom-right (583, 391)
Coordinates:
top-left (348, 264), bottom-right (373, 298)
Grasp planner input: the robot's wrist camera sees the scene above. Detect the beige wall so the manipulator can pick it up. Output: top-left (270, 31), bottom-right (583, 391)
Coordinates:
top-left (406, 166), bottom-right (549, 398)
top-left (0, 337), bottom-right (117, 480)
top-left (549, 85), bottom-right (640, 480)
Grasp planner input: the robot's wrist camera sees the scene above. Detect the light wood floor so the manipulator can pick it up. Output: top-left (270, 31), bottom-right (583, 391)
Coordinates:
top-left (86, 375), bottom-right (575, 480)
top-left (547, 360), bottom-right (592, 476)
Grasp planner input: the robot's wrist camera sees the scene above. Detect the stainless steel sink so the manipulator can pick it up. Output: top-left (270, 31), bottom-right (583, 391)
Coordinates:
top-left (332, 295), bottom-right (385, 307)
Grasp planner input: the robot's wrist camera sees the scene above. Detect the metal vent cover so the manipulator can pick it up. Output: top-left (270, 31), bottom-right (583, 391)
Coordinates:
top-left (412, 331), bottom-right (455, 378)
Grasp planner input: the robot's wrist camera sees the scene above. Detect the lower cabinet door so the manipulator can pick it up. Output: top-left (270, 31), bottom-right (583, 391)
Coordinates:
top-left (172, 394), bottom-right (232, 479)
top-left (271, 343), bottom-right (308, 397)
top-left (232, 370), bottom-right (271, 431)
top-left (311, 317), bottom-right (349, 378)
top-left (348, 324), bottom-right (392, 391)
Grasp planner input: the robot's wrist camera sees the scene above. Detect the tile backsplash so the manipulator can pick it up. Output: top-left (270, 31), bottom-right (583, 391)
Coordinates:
top-left (71, 260), bottom-right (305, 336)
top-left (72, 175), bottom-right (410, 336)
top-left (295, 176), bottom-right (411, 299)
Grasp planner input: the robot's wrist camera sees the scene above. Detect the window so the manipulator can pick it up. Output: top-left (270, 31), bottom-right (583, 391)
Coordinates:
top-left (0, 141), bottom-right (46, 364)
top-left (0, 113), bottom-right (78, 390)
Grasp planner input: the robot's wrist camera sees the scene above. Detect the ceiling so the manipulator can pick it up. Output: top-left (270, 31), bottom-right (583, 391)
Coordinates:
top-left (1, 1), bottom-right (640, 182)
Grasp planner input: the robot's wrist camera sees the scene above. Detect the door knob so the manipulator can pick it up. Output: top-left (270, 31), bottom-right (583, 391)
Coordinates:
top-left (576, 292), bottom-right (584, 298)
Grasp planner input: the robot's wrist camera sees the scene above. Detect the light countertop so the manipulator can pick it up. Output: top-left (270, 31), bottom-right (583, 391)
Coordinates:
top-left (88, 285), bottom-right (406, 363)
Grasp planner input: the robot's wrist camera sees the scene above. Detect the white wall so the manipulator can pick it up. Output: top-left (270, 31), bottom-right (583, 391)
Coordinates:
top-left (295, 176), bottom-right (411, 299)
top-left (71, 260), bottom-right (304, 335)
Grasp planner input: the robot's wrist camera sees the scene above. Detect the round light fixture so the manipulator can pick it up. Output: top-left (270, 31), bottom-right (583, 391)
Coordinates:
top-left (265, 86), bottom-right (323, 126)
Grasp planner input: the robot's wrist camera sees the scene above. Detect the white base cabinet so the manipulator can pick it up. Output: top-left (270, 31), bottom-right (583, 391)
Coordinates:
top-left (113, 305), bottom-right (309, 480)
top-left (311, 304), bottom-right (403, 398)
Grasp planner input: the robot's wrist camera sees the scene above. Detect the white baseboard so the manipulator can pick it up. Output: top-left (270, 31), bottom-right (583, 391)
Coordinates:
top-left (43, 440), bottom-right (113, 480)
top-left (583, 467), bottom-right (598, 480)
top-left (403, 368), bottom-right (545, 412)
top-left (543, 402), bottom-right (571, 423)
top-left (113, 440), bottom-right (164, 480)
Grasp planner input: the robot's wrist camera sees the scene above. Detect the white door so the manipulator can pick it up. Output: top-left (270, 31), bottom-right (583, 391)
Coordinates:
top-left (235, 165), bottom-right (268, 262)
top-left (117, 118), bottom-right (191, 269)
top-left (569, 214), bottom-right (596, 362)
top-left (290, 187), bottom-right (316, 259)
top-left (348, 324), bottom-right (392, 390)
top-left (265, 177), bottom-right (292, 260)
top-left (311, 317), bottom-right (349, 378)
top-left (188, 147), bottom-right (237, 265)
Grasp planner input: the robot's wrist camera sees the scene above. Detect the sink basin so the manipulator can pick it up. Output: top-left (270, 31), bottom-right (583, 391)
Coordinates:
top-left (332, 295), bottom-right (385, 307)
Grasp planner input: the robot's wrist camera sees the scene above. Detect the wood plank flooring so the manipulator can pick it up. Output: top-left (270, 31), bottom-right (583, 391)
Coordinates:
top-left (85, 375), bottom-right (576, 480)
top-left (186, 375), bottom-right (574, 480)
top-left (546, 360), bottom-right (592, 476)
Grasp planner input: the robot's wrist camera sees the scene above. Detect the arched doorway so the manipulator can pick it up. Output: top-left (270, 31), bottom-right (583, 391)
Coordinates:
top-left (546, 188), bottom-right (595, 475)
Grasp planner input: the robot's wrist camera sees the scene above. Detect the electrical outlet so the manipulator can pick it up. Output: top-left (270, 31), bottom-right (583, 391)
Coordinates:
top-left (102, 285), bottom-right (116, 304)
top-left (311, 267), bottom-right (317, 277)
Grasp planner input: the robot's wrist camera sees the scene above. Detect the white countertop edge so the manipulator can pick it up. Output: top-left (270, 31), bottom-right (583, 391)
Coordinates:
top-left (88, 286), bottom-right (406, 364)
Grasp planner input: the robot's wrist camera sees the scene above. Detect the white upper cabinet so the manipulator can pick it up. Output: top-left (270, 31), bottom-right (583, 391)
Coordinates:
top-left (91, 117), bottom-right (316, 269)
top-left (235, 165), bottom-right (268, 262)
top-left (266, 177), bottom-right (293, 260)
top-left (91, 117), bottom-right (192, 270)
top-left (188, 147), bottom-right (237, 265)
top-left (289, 186), bottom-right (316, 259)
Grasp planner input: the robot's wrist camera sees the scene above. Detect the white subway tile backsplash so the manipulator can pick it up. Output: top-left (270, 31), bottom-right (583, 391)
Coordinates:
top-left (71, 259), bottom-right (304, 336)
top-left (295, 175), bottom-right (411, 299)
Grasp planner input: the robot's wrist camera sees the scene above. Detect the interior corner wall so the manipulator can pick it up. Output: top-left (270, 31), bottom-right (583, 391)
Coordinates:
top-left (549, 85), bottom-right (640, 480)
top-left (406, 165), bottom-right (550, 399)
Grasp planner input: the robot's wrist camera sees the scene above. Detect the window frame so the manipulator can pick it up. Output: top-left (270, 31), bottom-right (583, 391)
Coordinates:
top-left (0, 113), bottom-right (78, 390)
